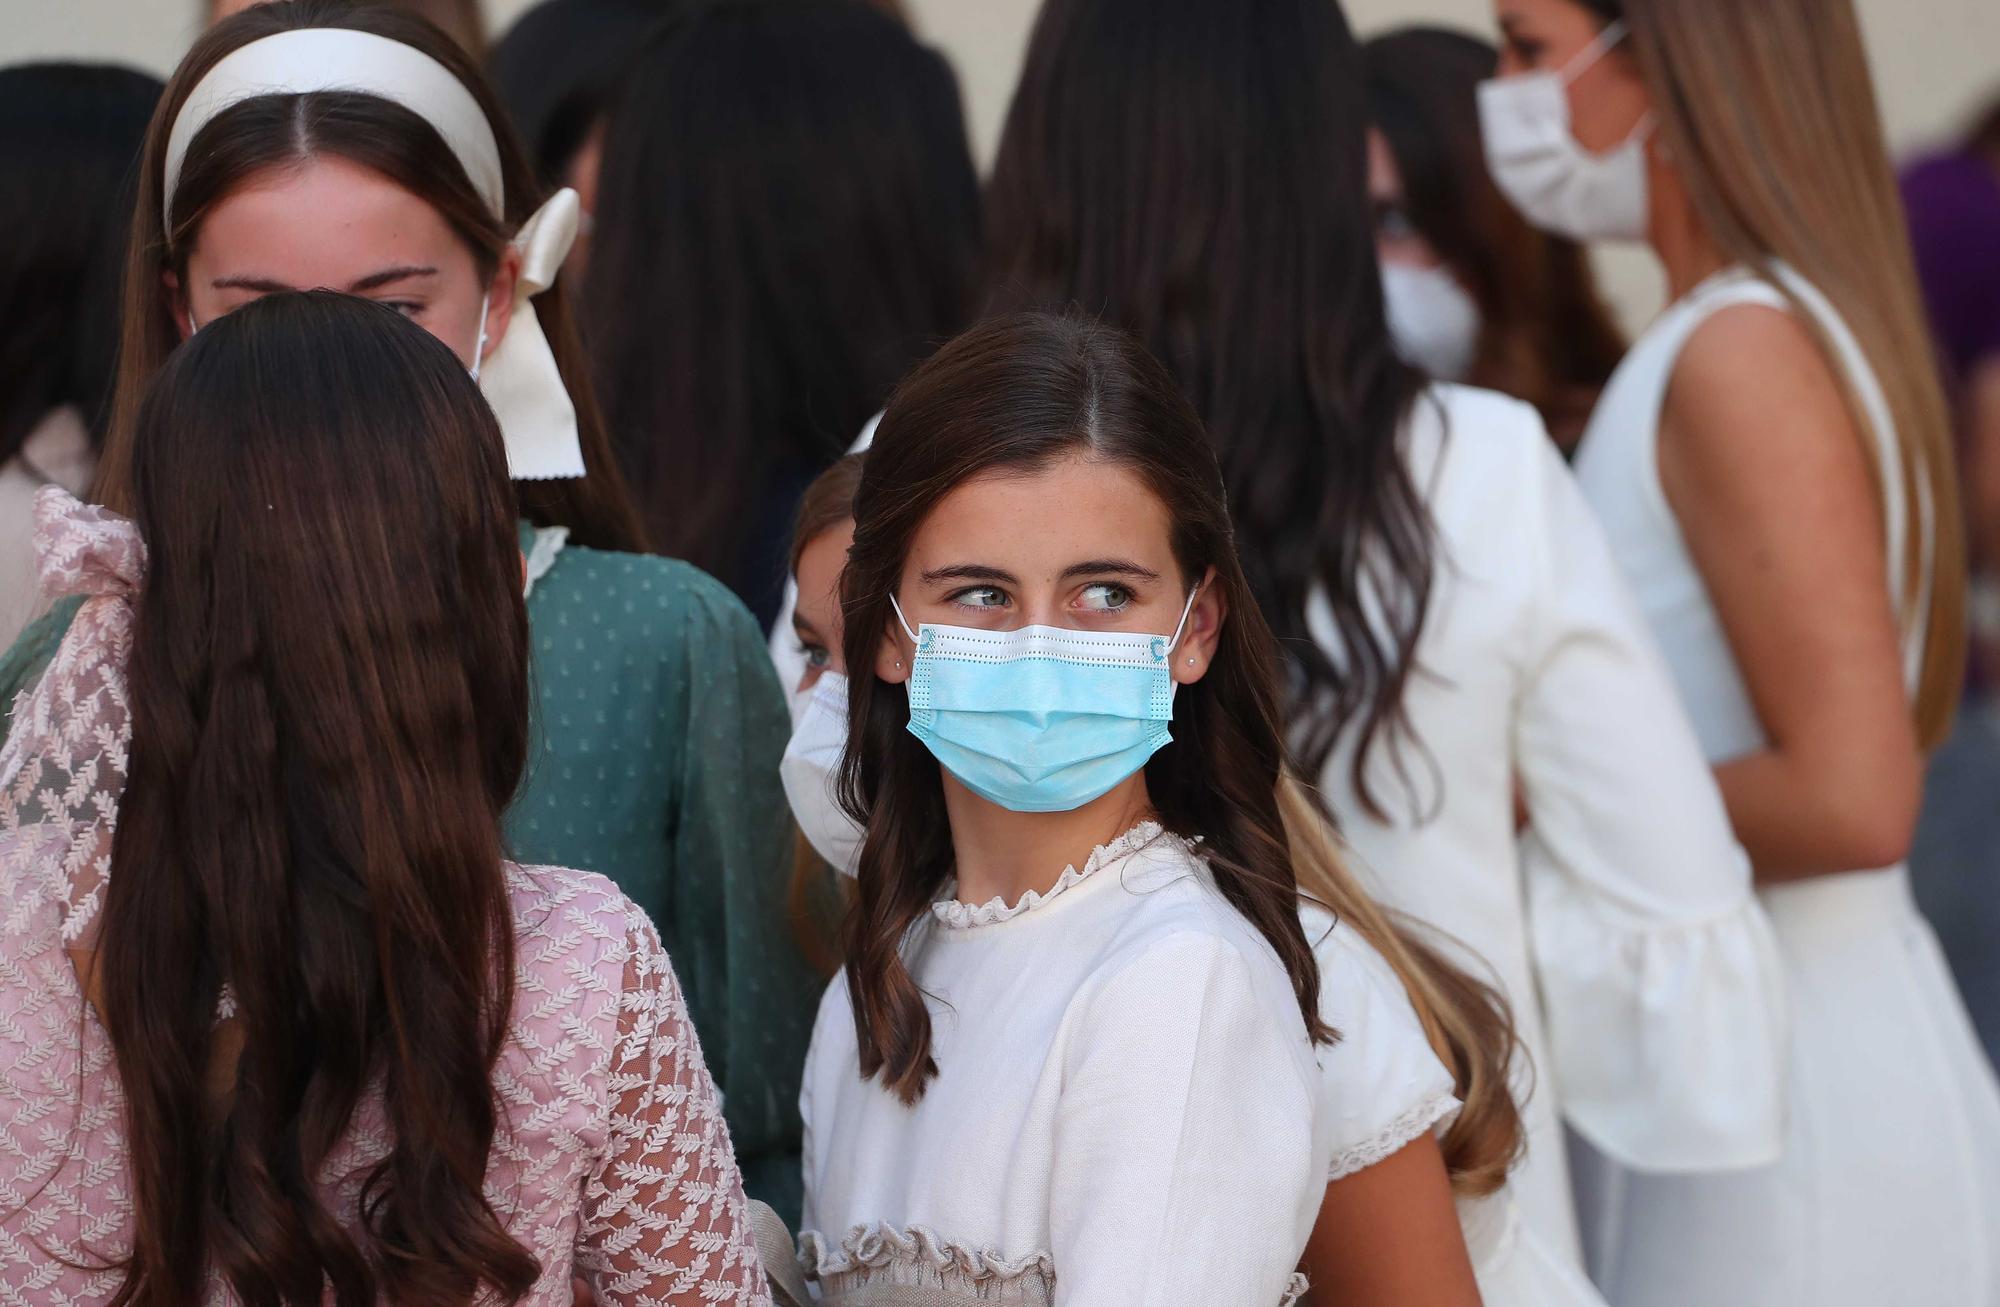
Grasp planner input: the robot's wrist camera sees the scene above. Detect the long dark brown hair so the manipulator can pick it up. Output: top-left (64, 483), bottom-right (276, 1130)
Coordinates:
top-left (100, 0), bottom-right (647, 553)
top-left (587, 0), bottom-right (979, 621)
top-left (97, 292), bottom-right (538, 1305)
top-left (985, 0), bottom-right (1435, 821)
top-left (836, 313), bottom-right (1332, 1102)
top-left (1364, 26), bottom-right (1627, 448)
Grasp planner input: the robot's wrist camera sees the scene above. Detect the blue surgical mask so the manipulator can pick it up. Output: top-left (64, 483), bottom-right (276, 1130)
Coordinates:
top-left (889, 587), bottom-right (1200, 813)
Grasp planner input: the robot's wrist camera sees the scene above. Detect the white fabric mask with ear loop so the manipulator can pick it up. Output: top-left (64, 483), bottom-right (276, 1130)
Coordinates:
top-left (1477, 20), bottom-right (1655, 243)
top-left (1381, 262), bottom-right (1482, 382)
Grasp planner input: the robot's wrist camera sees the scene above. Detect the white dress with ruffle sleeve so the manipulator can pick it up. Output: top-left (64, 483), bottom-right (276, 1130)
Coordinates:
top-left (1312, 384), bottom-right (1787, 1265)
top-left (799, 823), bottom-right (1327, 1306)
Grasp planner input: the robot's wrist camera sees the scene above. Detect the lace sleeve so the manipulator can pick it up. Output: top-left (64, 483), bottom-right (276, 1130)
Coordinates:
top-left (0, 489), bottom-right (144, 951)
top-left (575, 904), bottom-right (772, 1305)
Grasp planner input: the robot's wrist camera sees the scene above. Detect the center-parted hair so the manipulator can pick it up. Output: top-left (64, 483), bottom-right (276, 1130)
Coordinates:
top-left (103, 0), bottom-right (647, 553)
top-left (836, 313), bottom-right (1335, 1104)
top-left (97, 292), bottom-right (538, 1305)
top-left (843, 314), bottom-right (1523, 1192)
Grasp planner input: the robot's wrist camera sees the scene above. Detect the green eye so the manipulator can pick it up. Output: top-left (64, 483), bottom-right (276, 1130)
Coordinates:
top-left (1080, 584), bottom-right (1134, 612)
top-left (950, 586), bottom-right (1009, 610)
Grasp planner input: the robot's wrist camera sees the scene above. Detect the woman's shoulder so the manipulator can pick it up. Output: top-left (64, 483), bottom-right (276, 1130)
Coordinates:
top-left (1408, 382), bottom-right (1582, 563)
top-left (1083, 832), bottom-right (1304, 1004)
top-left (504, 860), bottom-right (656, 969)
top-left (528, 535), bottom-right (765, 644)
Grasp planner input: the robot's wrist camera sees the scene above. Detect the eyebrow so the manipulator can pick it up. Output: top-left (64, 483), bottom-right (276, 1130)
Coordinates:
top-left (1060, 558), bottom-right (1161, 582)
top-left (920, 564), bottom-right (1020, 586)
top-left (210, 264), bottom-right (439, 295)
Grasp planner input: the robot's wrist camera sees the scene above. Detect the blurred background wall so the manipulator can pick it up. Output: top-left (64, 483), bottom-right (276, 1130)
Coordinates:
top-left (5, 0), bottom-right (1997, 327)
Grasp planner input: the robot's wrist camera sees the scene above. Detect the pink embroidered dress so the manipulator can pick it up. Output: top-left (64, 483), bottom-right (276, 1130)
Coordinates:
top-left (0, 489), bottom-right (772, 1305)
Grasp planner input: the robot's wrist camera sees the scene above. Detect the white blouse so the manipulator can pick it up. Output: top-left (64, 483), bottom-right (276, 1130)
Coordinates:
top-left (799, 823), bottom-right (1327, 1306)
top-left (1312, 384), bottom-right (1787, 1257)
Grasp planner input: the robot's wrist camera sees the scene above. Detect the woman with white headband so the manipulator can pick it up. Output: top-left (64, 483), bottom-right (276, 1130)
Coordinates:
top-left (0, 0), bottom-right (820, 1222)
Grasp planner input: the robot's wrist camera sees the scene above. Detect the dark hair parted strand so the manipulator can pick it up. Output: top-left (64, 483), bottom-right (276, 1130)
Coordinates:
top-left (98, 292), bottom-right (538, 1306)
top-left (1364, 27), bottom-right (1627, 447)
top-left (0, 63), bottom-right (161, 467)
top-left (103, 0), bottom-right (648, 552)
top-left (985, 0), bottom-right (1436, 823)
top-left (587, 0), bottom-right (979, 621)
top-left (835, 312), bottom-right (1333, 1107)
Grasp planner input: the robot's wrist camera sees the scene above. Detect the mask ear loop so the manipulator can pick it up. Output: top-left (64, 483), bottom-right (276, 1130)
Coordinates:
top-left (469, 287), bottom-right (492, 381)
top-left (888, 594), bottom-right (921, 644)
top-left (1165, 582), bottom-right (1203, 655)
top-left (1560, 18), bottom-right (1628, 84)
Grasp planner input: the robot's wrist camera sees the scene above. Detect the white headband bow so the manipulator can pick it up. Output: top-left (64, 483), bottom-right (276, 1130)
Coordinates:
top-left (162, 28), bottom-right (586, 480)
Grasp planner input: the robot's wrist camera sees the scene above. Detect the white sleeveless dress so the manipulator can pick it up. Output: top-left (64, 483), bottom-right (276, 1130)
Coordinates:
top-left (1571, 266), bottom-right (2000, 1306)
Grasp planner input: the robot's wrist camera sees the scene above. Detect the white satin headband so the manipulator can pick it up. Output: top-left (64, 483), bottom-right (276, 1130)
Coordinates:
top-left (160, 28), bottom-right (586, 480)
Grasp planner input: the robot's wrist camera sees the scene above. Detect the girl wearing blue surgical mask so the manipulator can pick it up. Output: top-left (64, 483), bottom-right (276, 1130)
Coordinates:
top-left (789, 312), bottom-right (1531, 1305)
top-left (1486, 1), bottom-right (2000, 1303)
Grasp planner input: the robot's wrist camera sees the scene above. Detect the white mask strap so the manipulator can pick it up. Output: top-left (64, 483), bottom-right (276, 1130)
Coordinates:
top-left (889, 594), bottom-right (921, 645)
top-left (469, 288), bottom-right (491, 381)
top-left (1166, 582), bottom-right (1203, 654)
top-left (1561, 19), bottom-right (1628, 85)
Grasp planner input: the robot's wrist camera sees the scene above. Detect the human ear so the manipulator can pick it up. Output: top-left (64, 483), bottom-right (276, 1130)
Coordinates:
top-left (1170, 566), bottom-right (1228, 687)
top-left (875, 616), bottom-right (914, 685)
top-left (164, 270), bottom-right (193, 341)
top-left (480, 246), bottom-right (523, 363)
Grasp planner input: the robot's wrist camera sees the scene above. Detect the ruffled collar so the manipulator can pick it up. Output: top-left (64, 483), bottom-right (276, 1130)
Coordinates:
top-left (33, 487), bottom-right (144, 601)
top-left (930, 820), bottom-right (1174, 930)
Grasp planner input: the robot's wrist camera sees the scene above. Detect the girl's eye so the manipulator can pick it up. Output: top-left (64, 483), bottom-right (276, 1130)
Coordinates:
top-left (1078, 583), bottom-right (1134, 613)
top-left (948, 586), bottom-right (1009, 611)
top-left (802, 643), bottom-right (831, 670)
top-left (1507, 35), bottom-right (1547, 67)
top-left (382, 300), bottom-right (425, 320)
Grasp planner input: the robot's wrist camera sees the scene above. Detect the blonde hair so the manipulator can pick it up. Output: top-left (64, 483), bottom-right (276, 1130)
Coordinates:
top-left (1279, 774), bottom-right (1523, 1197)
top-left (1628, 0), bottom-right (1966, 745)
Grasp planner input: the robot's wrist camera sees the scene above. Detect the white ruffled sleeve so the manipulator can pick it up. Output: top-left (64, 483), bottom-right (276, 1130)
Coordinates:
top-left (1302, 906), bottom-right (1461, 1181)
top-left (1512, 436), bottom-right (1786, 1172)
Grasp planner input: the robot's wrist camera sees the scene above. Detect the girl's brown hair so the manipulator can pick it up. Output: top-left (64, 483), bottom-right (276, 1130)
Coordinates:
top-left (1363, 26), bottom-right (1627, 447)
top-left (99, 292), bottom-right (537, 1303)
top-left (1605, 0), bottom-right (1967, 744)
top-left (834, 313), bottom-right (1522, 1194)
top-left (102, 0), bottom-right (647, 553)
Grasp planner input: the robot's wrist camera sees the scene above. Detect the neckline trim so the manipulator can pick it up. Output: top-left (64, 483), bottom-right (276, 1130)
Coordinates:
top-left (930, 820), bottom-right (1175, 931)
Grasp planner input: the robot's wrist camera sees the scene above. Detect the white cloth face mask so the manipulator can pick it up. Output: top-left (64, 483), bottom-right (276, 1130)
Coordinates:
top-left (1381, 262), bottom-right (1482, 381)
top-left (1477, 20), bottom-right (1654, 243)
top-left (780, 671), bottom-right (864, 877)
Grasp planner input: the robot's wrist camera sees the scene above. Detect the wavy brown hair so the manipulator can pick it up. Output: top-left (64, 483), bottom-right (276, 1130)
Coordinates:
top-left (96, 292), bottom-right (538, 1305)
top-left (837, 312), bottom-right (1522, 1192)
top-left (99, 0), bottom-right (647, 553)
top-left (836, 313), bottom-right (1330, 1103)
top-left (985, 0), bottom-right (1435, 823)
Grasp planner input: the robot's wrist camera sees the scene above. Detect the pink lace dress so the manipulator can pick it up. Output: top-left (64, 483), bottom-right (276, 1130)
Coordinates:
top-left (0, 489), bottom-right (772, 1305)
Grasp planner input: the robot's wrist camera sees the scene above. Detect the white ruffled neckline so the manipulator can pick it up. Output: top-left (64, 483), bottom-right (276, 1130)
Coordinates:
top-left (930, 820), bottom-right (1175, 930)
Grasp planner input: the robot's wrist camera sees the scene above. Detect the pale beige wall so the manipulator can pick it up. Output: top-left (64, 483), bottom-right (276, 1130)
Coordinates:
top-left (7, 0), bottom-right (1995, 326)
